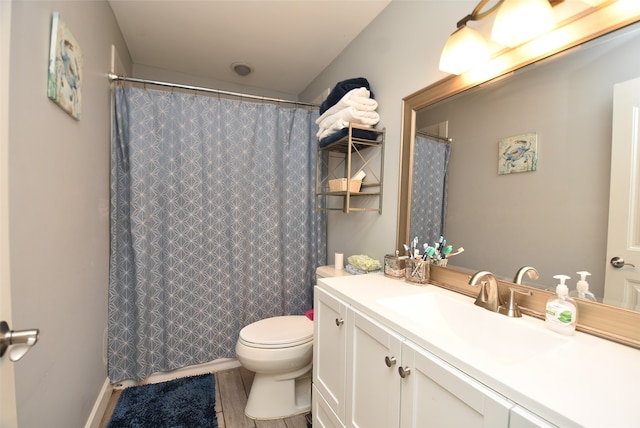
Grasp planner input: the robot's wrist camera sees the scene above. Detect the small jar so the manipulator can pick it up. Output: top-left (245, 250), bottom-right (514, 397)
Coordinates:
top-left (384, 254), bottom-right (406, 279)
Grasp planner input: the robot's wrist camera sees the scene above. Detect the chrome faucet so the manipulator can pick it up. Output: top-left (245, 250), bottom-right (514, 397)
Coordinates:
top-left (498, 287), bottom-right (533, 318)
top-left (513, 266), bottom-right (539, 285)
top-left (468, 271), bottom-right (503, 312)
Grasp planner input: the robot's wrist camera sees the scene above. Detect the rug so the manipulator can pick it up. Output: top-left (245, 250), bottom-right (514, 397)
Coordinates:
top-left (108, 373), bottom-right (218, 428)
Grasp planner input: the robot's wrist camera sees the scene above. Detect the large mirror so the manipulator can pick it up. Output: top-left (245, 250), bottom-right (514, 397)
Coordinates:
top-left (398, 5), bottom-right (640, 314)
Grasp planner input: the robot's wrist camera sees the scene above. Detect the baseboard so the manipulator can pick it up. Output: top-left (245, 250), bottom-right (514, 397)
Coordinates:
top-left (84, 377), bottom-right (113, 428)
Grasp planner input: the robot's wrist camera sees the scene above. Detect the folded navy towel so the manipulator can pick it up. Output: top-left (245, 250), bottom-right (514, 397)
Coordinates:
top-left (320, 78), bottom-right (373, 114)
top-left (318, 127), bottom-right (380, 148)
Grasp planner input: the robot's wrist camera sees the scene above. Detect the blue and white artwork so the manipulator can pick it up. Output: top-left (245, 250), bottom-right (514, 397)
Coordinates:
top-left (498, 132), bottom-right (538, 175)
top-left (47, 12), bottom-right (83, 120)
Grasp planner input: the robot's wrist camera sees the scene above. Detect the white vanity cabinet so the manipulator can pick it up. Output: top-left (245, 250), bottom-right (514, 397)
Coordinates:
top-left (400, 338), bottom-right (512, 427)
top-left (347, 309), bottom-right (403, 427)
top-left (509, 406), bottom-right (556, 428)
top-left (313, 286), bottom-right (349, 425)
top-left (314, 286), bottom-right (514, 428)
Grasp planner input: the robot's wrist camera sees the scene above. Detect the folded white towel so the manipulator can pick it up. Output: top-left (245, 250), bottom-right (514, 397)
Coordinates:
top-left (315, 87), bottom-right (378, 125)
top-left (317, 120), bottom-right (373, 140)
top-left (316, 106), bottom-right (380, 139)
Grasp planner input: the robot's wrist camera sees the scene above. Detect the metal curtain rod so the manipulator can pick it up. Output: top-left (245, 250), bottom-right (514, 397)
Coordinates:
top-left (107, 73), bottom-right (319, 108)
top-left (416, 130), bottom-right (453, 143)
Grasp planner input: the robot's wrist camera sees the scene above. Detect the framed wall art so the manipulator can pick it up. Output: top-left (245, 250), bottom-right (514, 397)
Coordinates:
top-left (498, 132), bottom-right (538, 175)
top-left (47, 12), bottom-right (83, 120)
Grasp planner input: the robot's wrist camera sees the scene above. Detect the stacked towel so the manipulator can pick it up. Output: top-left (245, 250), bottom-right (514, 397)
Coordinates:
top-left (317, 78), bottom-right (380, 147)
top-left (319, 77), bottom-right (373, 115)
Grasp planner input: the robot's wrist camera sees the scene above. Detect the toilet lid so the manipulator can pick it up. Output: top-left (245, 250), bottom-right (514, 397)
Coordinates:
top-left (239, 315), bottom-right (313, 348)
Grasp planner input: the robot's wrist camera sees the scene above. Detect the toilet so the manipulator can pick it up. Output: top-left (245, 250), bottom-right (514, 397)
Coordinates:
top-left (235, 315), bottom-right (313, 420)
top-left (235, 266), bottom-right (345, 420)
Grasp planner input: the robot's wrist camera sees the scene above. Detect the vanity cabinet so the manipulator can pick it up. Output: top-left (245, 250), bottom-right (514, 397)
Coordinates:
top-left (314, 286), bottom-right (515, 428)
top-left (509, 406), bottom-right (556, 428)
top-left (313, 287), bottom-right (349, 425)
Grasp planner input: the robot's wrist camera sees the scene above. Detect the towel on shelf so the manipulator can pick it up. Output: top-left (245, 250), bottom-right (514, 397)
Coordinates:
top-left (318, 121), bottom-right (372, 141)
top-left (316, 107), bottom-right (380, 139)
top-left (316, 87), bottom-right (378, 124)
top-left (320, 77), bottom-right (373, 114)
top-left (318, 127), bottom-right (380, 148)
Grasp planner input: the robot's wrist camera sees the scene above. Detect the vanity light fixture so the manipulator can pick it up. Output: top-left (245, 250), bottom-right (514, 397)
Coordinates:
top-left (491, 0), bottom-right (555, 47)
top-left (439, 0), bottom-right (557, 75)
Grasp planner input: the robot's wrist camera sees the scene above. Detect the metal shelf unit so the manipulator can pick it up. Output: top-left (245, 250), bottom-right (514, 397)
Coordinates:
top-left (315, 124), bottom-right (384, 213)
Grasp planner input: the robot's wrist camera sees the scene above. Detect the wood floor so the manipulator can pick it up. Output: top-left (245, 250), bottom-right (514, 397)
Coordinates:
top-left (99, 366), bottom-right (310, 428)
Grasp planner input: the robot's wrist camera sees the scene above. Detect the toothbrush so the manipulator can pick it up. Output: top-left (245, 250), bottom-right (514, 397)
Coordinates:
top-left (447, 247), bottom-right (465, 257)
top-left (442, 245), bottom-right (453, 258)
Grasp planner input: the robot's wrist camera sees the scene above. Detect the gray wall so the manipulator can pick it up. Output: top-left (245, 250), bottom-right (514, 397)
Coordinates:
top-left (301, 0), bottom-right (475, 264)
top-left (8, 1), bottom-right (131, 426)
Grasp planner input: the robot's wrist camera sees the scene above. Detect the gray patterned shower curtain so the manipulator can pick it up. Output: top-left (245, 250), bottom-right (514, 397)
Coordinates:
top-left (109, 86), bottom-right (326, 382)
top-left (409, 134), bottom-right (451, 246)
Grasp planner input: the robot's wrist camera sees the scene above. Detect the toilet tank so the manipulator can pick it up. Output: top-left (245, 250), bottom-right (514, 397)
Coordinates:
top-left (316, 265), bottom-right (352, 281)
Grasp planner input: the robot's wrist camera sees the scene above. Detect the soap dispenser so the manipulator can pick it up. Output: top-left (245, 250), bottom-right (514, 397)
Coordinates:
top-left (569, 271), bottom-right (597, 302)
top-left (545, 275), bottom-right (577, 335)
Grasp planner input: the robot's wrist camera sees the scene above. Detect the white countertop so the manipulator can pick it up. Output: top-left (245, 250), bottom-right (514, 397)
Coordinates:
top-left (317, 273), bottom-right (640, 428)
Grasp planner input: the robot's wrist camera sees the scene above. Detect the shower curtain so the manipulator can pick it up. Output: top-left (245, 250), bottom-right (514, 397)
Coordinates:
top-left (109, 86), bottom-right (326, 382)
top-left (409, 134), bottom-right (451, 246)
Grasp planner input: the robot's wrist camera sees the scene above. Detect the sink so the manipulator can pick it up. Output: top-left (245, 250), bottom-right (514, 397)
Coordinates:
top-left (378, 290), bottom-right (568, 364)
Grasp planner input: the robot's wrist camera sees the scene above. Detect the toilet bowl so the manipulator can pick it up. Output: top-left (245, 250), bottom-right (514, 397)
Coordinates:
top-left (235, 315), bottom-right (313, 420)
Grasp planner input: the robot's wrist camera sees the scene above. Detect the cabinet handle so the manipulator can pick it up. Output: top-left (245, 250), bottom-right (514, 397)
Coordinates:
top-left (398, 366), bottom-right (411, 378)
top-left (384, 356), bottom-right (396, 367)
top-left (335, 318), bottom-right (344, 326)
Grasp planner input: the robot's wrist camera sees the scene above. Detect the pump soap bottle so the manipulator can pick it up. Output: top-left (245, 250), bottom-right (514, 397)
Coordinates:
top-left (545, 275), bottom-right (577, 335)
top-left (569, 271), bottom-right (597, 302)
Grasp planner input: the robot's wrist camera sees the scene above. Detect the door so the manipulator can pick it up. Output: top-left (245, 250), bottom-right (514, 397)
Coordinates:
top-left (347, 309), bottom-right (402, 428)
top-left (400, 340), bottom-right (511, 428)
top-left (0, 0), bottom-right (18, 425)
top-left (604, 76), bottom-right (640, 310)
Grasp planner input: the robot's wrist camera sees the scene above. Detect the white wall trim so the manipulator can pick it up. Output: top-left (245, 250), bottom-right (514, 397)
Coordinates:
top-left (84, 377), bottom-right (112, 428)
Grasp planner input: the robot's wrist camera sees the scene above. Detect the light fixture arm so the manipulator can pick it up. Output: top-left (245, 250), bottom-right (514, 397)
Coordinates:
top-left (456, 0), bottom-right (504, 29)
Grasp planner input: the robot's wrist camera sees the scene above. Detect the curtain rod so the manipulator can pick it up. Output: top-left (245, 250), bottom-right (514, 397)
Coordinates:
top-left (107, 73), bottom-right (319, 108)
top-left (416, 130), bottom-right (453, 143)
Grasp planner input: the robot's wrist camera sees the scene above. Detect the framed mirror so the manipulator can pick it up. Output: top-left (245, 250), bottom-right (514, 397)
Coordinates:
top-left (398, 3), bottom-right (640, 343)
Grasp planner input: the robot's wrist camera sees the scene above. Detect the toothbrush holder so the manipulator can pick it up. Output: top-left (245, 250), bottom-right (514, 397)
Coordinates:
top-left (405, 259), bottom-right (430, 285)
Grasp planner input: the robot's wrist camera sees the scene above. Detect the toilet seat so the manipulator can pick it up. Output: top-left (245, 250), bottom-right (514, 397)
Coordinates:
top-left (239, 315), bottom-right (313, 349)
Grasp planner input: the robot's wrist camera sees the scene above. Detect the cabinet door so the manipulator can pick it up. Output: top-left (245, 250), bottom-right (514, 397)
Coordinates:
top-left (347, 309), bottom-right (403, 428)
top-left (313, 385), bottom-right (345, 428)
top-left (314, 287), bottom-right (349, 420)
top-left (400, 340), bottom-right (512, 428)
top-left (510, 406), bottom-right (556, 428)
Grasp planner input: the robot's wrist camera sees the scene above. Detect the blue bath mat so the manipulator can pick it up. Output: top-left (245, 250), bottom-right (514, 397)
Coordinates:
top-left (108, 373), bottom-right (218, 428)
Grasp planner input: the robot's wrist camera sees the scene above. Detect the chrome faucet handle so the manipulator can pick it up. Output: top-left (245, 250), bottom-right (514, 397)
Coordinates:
top-left (498, 287), bottom-right (533, 318)
top-left (469, 271), bottom-right (503, 312)
top-left (473, 280), bottom-right (490, 308)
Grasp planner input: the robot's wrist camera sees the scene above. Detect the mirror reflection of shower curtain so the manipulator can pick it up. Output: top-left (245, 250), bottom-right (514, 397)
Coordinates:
top-left (109, 86), bottom-right (326, 383)
top-left (409, 135), bottom-right (451, 246)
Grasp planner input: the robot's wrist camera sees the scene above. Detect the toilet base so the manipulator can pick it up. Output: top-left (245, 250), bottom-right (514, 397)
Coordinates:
top-left (244, 366), bottom-right (312, 420)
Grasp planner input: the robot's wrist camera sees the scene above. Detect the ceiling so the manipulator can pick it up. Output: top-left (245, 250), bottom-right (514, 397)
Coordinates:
top-left (108, 0), bottom-right (392, 96)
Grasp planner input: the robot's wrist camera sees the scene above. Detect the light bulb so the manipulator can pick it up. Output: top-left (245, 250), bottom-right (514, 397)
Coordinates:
top-left (491, 0), bottom-right (556, 47)
top-left (439, 25), bottom-right (490, 75)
